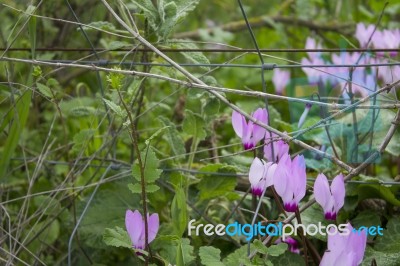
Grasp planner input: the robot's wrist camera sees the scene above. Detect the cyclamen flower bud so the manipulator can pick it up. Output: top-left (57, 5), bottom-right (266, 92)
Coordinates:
top-left (298, 103), bottom-right (312, 129)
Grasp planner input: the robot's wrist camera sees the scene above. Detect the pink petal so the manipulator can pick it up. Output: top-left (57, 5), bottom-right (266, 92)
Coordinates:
top-left (249, 158), bottom-right (265, 186)
top-left (331, 174), bottom-right (345, 212)
top-left (293, 155), bottom-right (307, 203)
top-left (314, 173), bottom-right (331, 211)
top-left (147, 213), bottom-right (160, 244)
top-left (232, 111), bottom-right (246, 138)
top-left (251, 108), bottom-right (268, 144)
top-left (264, 162), bottom-right (277, 188)
top-left (273, 153), bottom-right (291, 201)
top-left (125, 210), bottom-right (143, 246)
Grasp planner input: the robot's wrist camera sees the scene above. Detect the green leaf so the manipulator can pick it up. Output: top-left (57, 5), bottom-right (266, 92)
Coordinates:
top-left (103, 227), bottom-right (132, 248)
top-left (145, 126), bottom-right (169, 146)
top-left (176, 240), bottom-right (185, 266)
top-left (196, 164), bottom-right (238, 200)
top-left (223, 245), bottom-right (255, 266)
top-left (269, 251), bottom-right (306, 266)
top-left (171, 187), bottom-right (187, 237)
top-left (81, 21), bottom-right (117, 32)
top-left (253, 239), bottom-right (287, 257)
top-left (132, 148), bottom-right (162, 183)
top-left (159, 117), bottom-right (186, 158)
top-left (103, 98), bottom-right (125, 117)
top-left (362, 247), bottom-right (400, 266)
top-left (199, 246), bottom-right (224, 266)
top-left (357, 183), bottom-right (400, 206)
top-left (0, 89), bottom-right (32, 180)
top-left (173, 41), bottom-right (210, 71)
top-left (131, 0), bottom-right (159, 31)
top-left (373, 217), bottom-right (400, 253)
top-left (128, 183), bottom-right (160, 194)
top-left (182, 110), bottom-right (206, 141)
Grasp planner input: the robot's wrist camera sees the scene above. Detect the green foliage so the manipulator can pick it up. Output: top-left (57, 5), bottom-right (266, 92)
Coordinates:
top-left (199, 246), bottom-right (225, 266)
top-left (196, 164), bottom-right (239, 200)
top-left (253, 240), bottom-right (287, 257)
top-left (2, 0), bottom-right (400, 265)
top-left (159, 116), bottom-right (186, 158)
top-left (362, 217), bottom-right (400, 265)
top-left (132, 148), bottom-right (162, 183)
top-left (132, 0), bottom-right (201, 41)
top-left (103, 227), bottom-right (133, 249)
top-left (171, 187), bottom-right (188, 237)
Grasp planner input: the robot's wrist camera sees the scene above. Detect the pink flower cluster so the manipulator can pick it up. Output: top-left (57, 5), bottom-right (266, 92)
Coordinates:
top-left (232, 108), bottom-right (367, 263)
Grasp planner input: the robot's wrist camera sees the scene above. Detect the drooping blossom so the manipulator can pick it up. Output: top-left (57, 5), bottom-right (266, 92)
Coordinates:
top-left (355, 23), bottom-right (375, 48)
top-left (249, 157), bottom-right (277, 196)
top-left (314, 173), bottom-right (345, 220)
top-left (275, 237), bottom-right (300, 254)
top-left (320, 223), bottom-right (367, 266)
top-left (298, 103), bottom-right (312, 128)
top-left (273, 153), bottom-right (307, 212)
top-left (125, 210), bottom-right (159, 250)
top-left (264, 132), bottom-right (289, 163)
top-left (232, 108), bottom-right (268, 150)
top-left (272, 69), bottom-right (290, 94)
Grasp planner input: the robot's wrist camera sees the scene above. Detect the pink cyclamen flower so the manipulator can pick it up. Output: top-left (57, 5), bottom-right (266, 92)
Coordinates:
top-left (355, 23), bottom-right (375, 48)
top-left (232, 108), bottom-right (268, 150)
top-left (272, 69), bottom-right (290, 94)
top-left (125, 210), bottom-right (159, 250)
top-left (273, 153), bottom-right (307, 212)
top-left (320, 223), bottom-right (367, 266)
top-left (314, 173), bottom-right (345, 220)
top-left (264, 132), bottom-right (289, 163)
top-left (275, 237), bottom-right (300, 254)
top-left (298, 103), bottom-right (312, 128)
top-left (249, 157), bottom-right (277, 196)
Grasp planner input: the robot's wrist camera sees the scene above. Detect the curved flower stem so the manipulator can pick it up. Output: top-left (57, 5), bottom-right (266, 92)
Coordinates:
top-left (116, 88), bottom-right (149, 265)
top-left (294, 209), bottom-right (308, 266)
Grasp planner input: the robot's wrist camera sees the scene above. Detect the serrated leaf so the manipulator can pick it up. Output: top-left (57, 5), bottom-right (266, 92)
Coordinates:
top-left (173, 41), bottom-right (210, 71)
top-left (253, 240), bottom-right (287, 257)
top-left (159, 117), bottom-right (186, 158)
top-left (131, 0), bottom-right (159, 31)
top-left (373, 217), bottom-right (400, 252)
top-left (362, 247), bottom-right (400, 266)
top-left (223, 245), bottom-right (255, 266)
top-left (128, 183), bottom-right (160, 194)
top-left (81, 21), bottom-right (116, 32)
top-left (36, 82), bottom-right (53, 98)
top-left (171, 187), bottom-right (187, 237)
top-left (103, 227), bottom-right (132, 248)
top-left (182, 110), bottom-right (206, 141)
top-left (197, 164), bottom-right (237, 200)
top-left (132, 148), bottom-right (162, 183)
top-left (145, 126), bottom-right (169, 146)
top-left (103, 98), bottom-right (125, 117)
top-left (203, 96), bottom-right (220, 120)
top-left (199, 246), bottom-right (224, 266)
